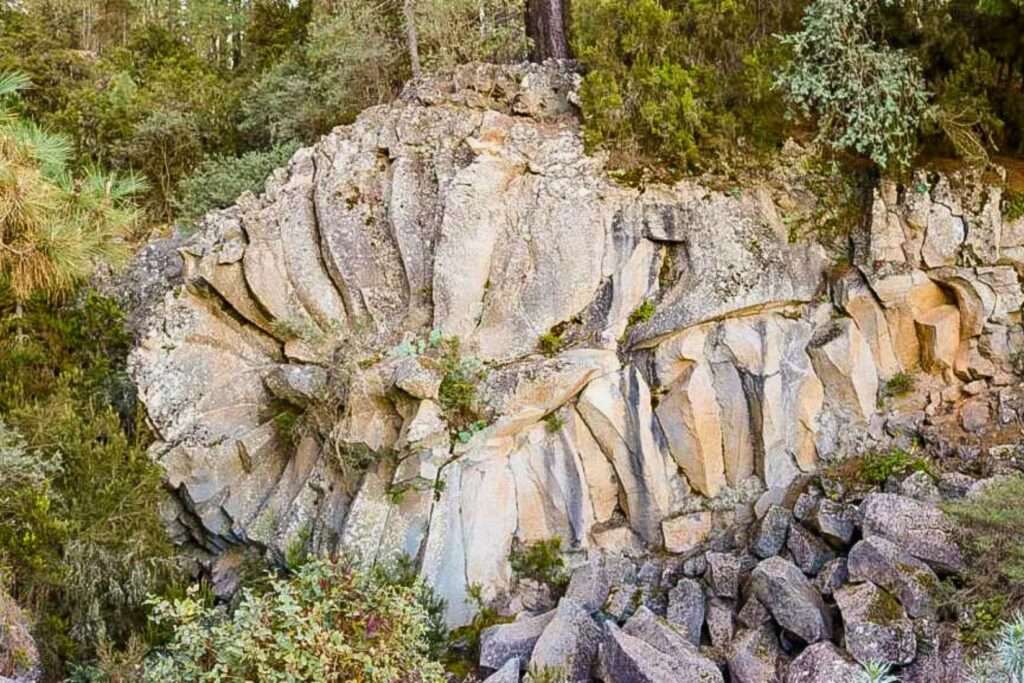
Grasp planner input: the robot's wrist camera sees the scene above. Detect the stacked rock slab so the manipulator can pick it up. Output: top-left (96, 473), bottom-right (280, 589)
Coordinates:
top-left (129, 62), bottom-right (1024, 627)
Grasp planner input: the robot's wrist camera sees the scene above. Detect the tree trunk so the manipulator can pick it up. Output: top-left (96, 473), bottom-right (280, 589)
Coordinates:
top-left (525, 0), bottom-right (571, 62)
top-left (403, 0), bottom-right (421, 79)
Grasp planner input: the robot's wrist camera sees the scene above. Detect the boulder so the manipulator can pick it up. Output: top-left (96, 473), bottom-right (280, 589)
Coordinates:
top-left (480, 610), bottom-right (556, 672)
top-left (898, 471), bottom-right (941, 504)
top-left (786, 524), bottom-right (835, 576)
top-left (812, 558), bottom-right (848, 597)
top-left (859, 493), bottom-right (963, 574)
top-left (750, 504), bottom-right (792, 559)
top-left (915, 305), bottom-right (961, 373)
top-left (785, 642), bottom-right (861, 683)
top-left (811, 499), bottom-right (856, 546)
top-left (847, 536), bottom-right (939, 618)
top-left (565, 553), bottom-right (637, 613)
top-left (483, 657), bottom-right (521, 683)
top-left (902, 623), bottom-right (966, 683)
top-left (749, 557), bottom-right (832, 644)
top-left (666, 578), bottom-right (705, 645)
top-left (600, 620), bottom-right (724, 683)
top-left (662, 511), bottom-right (713, 555)
top-left (705, 596), bottom-right (735, 649)
top-left (706, 552), bottom-right (742, 600)
top-left (529, 599), bottom-right (602, 682)
top-left (727, 624), bottom-right (788, 683)
top-left (737, 597), bottom-right (772, 630)
top-left (834, 582), bottom-right (916, 666)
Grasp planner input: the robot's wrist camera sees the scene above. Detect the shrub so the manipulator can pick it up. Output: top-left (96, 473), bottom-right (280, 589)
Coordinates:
top-left (538, 329), bottom-right (565, 357)
top-left (826, 448), bottom-right (932, 487)
top-left (144, 559), bottom-right (446, 683)
top-left (967, 610), bottom-right (1024, 682)
top-left (944, 475), bottom-right (1024, 606)
top-left (414, 0), bottom-right (529, 70)
top-left (627, 299), bottom-right (656, 327)
top-left (436, 337), bottom-right (487, 431)
top-left (1005, 190), bottom-right (1024, 223)
top-left (174, 142), bottom-right (299, 230)
top-left (510, 538), bottom-right (569, 593)
top-left (776, 0), bottom-right (929, 171)
top-left (882, 371), bottom-right (916, 398)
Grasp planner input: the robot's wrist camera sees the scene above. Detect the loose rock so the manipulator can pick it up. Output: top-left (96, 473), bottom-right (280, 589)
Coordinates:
top-left (834, 582), bottom-right (917, 666)
top-left (749, 557), bottom-right (832, 644)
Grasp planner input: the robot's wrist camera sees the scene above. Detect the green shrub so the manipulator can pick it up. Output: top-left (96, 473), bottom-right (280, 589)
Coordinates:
top-left (882, 371), bottom-right (916, 398)
top-left (627, 300), bottom-right (656, 327)
top-left (1005, 190), bottom-right (1024, 223)
top-left (827, 448), bottom-right (932, 487)
top-left (510, 538), bottom-right (569, 593)
top-left (437, 337), bottom-right (487, 431)
top-left (776, 0), bottom-right (929, 171)
top-left (144, 558), bottom-right (446, 683)
top-left (538, 329), bottom-right (565, 357)
top-left (445, 583), bottom-right (513, 676)
top-left (544, 412), bottom-right (566, 433)
top-left (944, 476), bottom-right (1024, 607)
top-left (174, 142), bottom-right (299, 230)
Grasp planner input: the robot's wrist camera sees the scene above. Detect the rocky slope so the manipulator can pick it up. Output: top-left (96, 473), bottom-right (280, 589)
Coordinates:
top-left (127, 61), bottom-right (1024, 641)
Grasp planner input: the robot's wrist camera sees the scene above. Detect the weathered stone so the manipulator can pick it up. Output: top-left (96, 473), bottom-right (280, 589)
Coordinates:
top-left (565, 553), bottom-right (637, 613)
top-left (786, 524), bottom-right (835, 576)
top-left (785, 642), bottom-right (860, 683)
top-left (834, 582), bottom-right (917, 666)
top-left (807, 318), bottom-right (879, 423)
top-left (750, 504), bottom-right (792, 559)
top-left (706, 552), bottom-right (742, 599)
top-left (834, 270), bottom-right (902, 378)
top-left (960, 397), bottom-right (991, 433)
top-left (915, 305), bottom-right (961, 372)
top-left (737, 596), bottom-right (772, 630)
top-left (529, 598), bottom-right (602, 682)
top-left (601, 619), bottom-right (724, 683)
top-left (705, 596), bottom-right (735, 649)
top-left (480, 610), bottom-right (556, 672)
top-left (860, 493), bottom-right (963, 574)
top-left (749, 557), bottom-right (832, 644)
top-left (813, 557), bottom-right (848, 598)
top-left (662, 511), bottom-right (713, 555)
top-left (0, 588), bottom-right (40, 683)
top-left (656, 362), bottom-right (726, 497)
top-left (847, 536), bottom-right (939, 618)
top-left (392, 356), bottom-right (443, 400)
top-left (812, 499), bottom-right (856, 546)
top-left (666, 578), bottom-right (705, 645)
top-left (902, 623), bottom-right (966, 683)
top-left (937, 472), bottom-right (975, 500)
top-left (483, 656), bottom-right (521, 683)
top-left (898, 470), bottom-right (941, 504)
top-left (603, 583), bottom-right (640, 623)
top-left (727, 624), bottom-right (787, 683)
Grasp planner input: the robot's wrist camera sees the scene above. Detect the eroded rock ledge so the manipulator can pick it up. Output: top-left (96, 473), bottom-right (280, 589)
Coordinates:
top-left (128, 62), bottom-right (1024, 627)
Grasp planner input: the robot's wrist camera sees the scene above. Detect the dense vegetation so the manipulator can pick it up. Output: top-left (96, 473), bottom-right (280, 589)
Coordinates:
top-left (2, 0), bottom-right (1024, 679)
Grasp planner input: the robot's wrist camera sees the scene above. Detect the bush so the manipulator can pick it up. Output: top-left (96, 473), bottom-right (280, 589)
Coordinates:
top-left (826, 448), bottom-right (932, 488)
top-left (174, 142), bottom-right (299, 229)
top-left (414, 0), bottom-right (528, 70)
top-left (510, 538), bottom-right (569, 593)
top-left (776, 0), bottom-right (929, 171)
top-left (144, 559), bottom-right (446, 683)
top-left (968, 611), bottom-right (1024, 682)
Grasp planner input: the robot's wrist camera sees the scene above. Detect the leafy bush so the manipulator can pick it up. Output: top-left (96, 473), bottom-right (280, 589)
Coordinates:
top-left (510, 538), bottom-right (569, 594)
top-left (968, 611), bottom-right (1024, 682)
top-left (174, 142), bottom-right (299, 229)
top-left (627, 300), bottom-right (656, 327)
top-left (882, 371), bottom-right (916, 398)
top-left (414, 0), bottom-right (529, 70)
top-left (826, 448), bottom-right (932, 487)
top-left (776, 0), bottom-right (929, 171)
top-left (538, 329), bottom-right (565, 357)
top-left (436, 337), bottom-right (487, 431)
top-left (144, 559), bottom-right (446, 683)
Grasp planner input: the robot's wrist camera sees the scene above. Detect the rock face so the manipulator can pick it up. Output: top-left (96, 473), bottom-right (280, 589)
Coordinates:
top-left (0, 588), bottom-right (40, 683)
top-left (128, 62), bottom-right (1022, 630)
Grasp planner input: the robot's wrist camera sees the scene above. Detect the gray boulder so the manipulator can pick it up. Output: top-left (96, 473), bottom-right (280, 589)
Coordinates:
top-left (706, 596), bottom-right (735, 649)
top-left (706, 552), bottom-right (742, 599)
top-left (480, 610), bottom-right (556, 672)
top-left (566, 553), bottom-right (637, 613)
top-left (785, 642), bottom-right (860, 683)
top-left (812, 499), bottom-right (856, 546)
top-left (750, 504), bottom-right (792, 559)
top-left (860, 493), bottom-right (963, 573)
top-left (727, 624), bottom-right (788, 683)
top-left (749, 557), bottom-right (832, 644)
top-left (812, 558), bottom-right (848, 597)
top-left (484, 657), bottom-right (521, 683)
top-left (786, 524), bottom-right (835, 576)
top-left (529, 599), bottom-right (602, 682)
top-left (847, 536), bottom-right (939, 618)
top-left (834, 582), bottom-right (917, 666)
top-left (666, 578), bottom-right (705, 645)
top-left (600, 620), bottom-right (724, 683)
top-left (899, 470), bottom-right (941, 504)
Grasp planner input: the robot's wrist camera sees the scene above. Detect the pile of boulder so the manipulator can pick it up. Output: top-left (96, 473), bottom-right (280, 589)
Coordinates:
top-left (476, 464), bottom-right (991, 682)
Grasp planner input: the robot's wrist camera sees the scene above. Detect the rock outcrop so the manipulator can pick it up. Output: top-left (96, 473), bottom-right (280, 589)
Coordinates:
top-left (128, 61), bottom-right (1024, 633)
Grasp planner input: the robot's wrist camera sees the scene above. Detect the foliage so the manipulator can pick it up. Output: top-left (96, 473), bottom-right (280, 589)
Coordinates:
top-left (538, 329), bottom-right (565, 356)
top-left (0, 292), bottom-right (181, 677)
top-left (826, 448), bottom-right (932, 487)
top-left (174, 141), bottom-right (299, 229)
top-left (1005, 191), bottom-right (1024, 223)
top-left (509, 538), bottom-right (569, 593)
top-left (144, 558), bottom-right (446, 683)
top-left (1, 71), bottom-right (144, 302)
top-left (944, 475), bottom-right (1024, 607)
top-left (445, 583), bottom-right (513, 676)
top-left (544, 412), bottom-right (566, 433)
top-left (776, 0), bottom-right (929, 171)
top-left (857, 660), bottom-right (899, 683)
top-left (414, 0), bottom-right (529, 70)
top-left (627, 299), bottom-right (656, 327)
top-left (882, 371), bottom-right (917, 398)
top-left (968, 611), bottom-right (1024, 682)
top-left (436, 337), bottom-right (487, 432)
top-left (528, 665), bottom-right (568, 683)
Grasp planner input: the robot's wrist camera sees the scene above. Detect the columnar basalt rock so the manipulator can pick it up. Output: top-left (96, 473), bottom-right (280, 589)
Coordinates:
top-left (129, 63), bottom-right (1023, 630)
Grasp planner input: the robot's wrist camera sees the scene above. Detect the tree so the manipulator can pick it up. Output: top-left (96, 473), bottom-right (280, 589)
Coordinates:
top-left (0, 71), bottom-right (143, 307)
top-left (404, 0), bottom-right (421, 77)
top-left (526, 0), bottom-right (571, 60)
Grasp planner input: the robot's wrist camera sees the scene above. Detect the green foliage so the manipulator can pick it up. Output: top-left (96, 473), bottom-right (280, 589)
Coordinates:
top-left (0, 292), bottom-right (181, 677)
top-left (857, 661), bottom-right (899, 683)
top-left (174, 142), bottom-right (299, 229)
top-left (991, 612), bottom-right (1024, 682)
top-left (777, 0), bottom-right (929, 171)
top-left (528, 665), bottom-right (569, 683)
top-left (414, 0), bottom-right (529, 70)
top-left (538, 329), bottom-right (565, 357)
top-left (144, 558), bottom-right (446, 683)
top-left (544, 412), bottom-right (566, 433)
top-left (944, 476), bottom-right (1024, 606)
top-left (627, 299), bottom-right (656, 327)
top-left (882, 371), bottom-right (917, 398)
top-left (445, 583), bottom-right (513, 675)
top-left (1005, 191), bottom-right (1024, 223)
top-left (510, 538), bottom-right (569, 593)
top-left (827, 448), bottom-right (932, 487)
top-left (437, 337), bottom-right (487, 431)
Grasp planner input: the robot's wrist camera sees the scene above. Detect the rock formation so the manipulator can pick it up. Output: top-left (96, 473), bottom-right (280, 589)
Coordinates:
top-left (129, 61), bottom-right (1024, 630)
